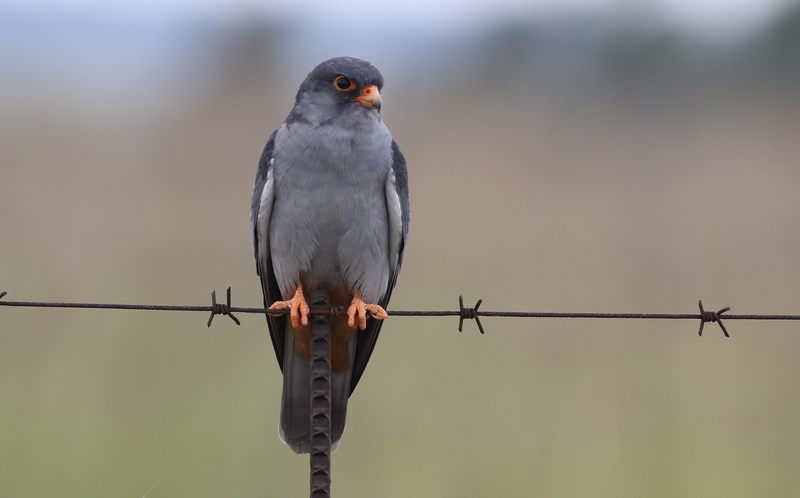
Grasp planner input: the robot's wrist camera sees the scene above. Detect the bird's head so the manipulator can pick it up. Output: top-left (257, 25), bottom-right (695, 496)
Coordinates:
top-left (288, 57), bottom-right (384, 126)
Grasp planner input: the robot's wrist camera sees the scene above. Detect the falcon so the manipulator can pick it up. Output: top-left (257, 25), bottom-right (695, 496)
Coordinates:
top-left (251, 57), bottom-right (409, 453)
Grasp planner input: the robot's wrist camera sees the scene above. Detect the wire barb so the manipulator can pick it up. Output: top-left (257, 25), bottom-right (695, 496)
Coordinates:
top-left (0, 291), bottom-right (7, 299)
top-left (458, 295), bottom-right (486, 334)
top-left (207, 287), bottom-right (241, 327)
top-left (697, 300), bottom-right (731, 338)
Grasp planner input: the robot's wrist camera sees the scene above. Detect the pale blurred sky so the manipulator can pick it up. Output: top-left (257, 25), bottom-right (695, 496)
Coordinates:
top-left (3, 0), bottom-right (796, 115)
top-left (7, 0), bottom-right (797, 35)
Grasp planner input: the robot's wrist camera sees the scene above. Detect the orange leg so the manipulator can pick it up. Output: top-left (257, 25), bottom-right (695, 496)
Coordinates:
top-left (268, 284), bottom-right (310, 329)
top-left (347, 292), bottom-right (388, 331)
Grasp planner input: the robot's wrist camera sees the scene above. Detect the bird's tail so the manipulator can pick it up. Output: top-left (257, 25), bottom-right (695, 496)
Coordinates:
top-left (279, 317), bottom-right (355, 454)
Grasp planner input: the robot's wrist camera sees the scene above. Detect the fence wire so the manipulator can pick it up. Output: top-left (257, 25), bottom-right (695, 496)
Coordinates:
top-left (3, 288), bottom-right (800, 337)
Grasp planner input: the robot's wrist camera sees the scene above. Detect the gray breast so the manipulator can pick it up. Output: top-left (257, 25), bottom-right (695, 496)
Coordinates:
top-left (268, 120), bottom-right (394, 303)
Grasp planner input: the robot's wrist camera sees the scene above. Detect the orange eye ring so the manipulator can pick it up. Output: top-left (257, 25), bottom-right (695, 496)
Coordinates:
top-left (333, 76), bottom-right (356, 92)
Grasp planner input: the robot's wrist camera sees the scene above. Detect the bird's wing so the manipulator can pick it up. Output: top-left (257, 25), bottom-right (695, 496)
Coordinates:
top-left (251, 130), bottom-right (286, 370)
top-left (350, 140), bottom-right (410, 393)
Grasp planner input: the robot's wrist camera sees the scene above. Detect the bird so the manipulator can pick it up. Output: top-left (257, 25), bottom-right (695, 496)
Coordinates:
top-left (251, 57), bottom-right (409, 453)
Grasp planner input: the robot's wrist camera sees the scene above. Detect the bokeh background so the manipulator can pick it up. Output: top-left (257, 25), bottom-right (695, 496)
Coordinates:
top-left (2, 1), bottom-right (800, 496)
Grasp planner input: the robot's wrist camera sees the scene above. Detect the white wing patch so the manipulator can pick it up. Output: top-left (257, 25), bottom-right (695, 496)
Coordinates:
top-left (385, 168), bottom-right (403, 272)
top-left (256, 160), bottom-right (275, 265)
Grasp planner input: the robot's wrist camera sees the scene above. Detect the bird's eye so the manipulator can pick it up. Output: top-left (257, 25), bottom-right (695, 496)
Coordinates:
top-left (333, 76), bottom-right (355, 92)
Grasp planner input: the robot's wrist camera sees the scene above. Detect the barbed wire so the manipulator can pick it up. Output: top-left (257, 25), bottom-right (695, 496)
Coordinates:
top-left (3, 288), bottom-right (800, 337)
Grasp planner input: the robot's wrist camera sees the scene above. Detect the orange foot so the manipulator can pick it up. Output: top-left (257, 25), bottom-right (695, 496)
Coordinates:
top-left (347, 294), bottom-right (388, 331)
top-left (269, 285), bottom-right (310, 329)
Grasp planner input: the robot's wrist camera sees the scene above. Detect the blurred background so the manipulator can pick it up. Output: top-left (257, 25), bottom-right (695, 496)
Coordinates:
top-left (2, 0), bottom-right (800, 496)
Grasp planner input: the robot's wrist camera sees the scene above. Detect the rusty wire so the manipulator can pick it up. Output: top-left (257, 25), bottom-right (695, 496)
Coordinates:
top-left (3, 287), bottom-right (800, 337)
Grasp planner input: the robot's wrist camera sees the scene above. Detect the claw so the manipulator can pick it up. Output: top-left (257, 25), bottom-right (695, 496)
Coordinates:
top-left (269, 285), bottom-right (310, 328)
top-left (347, 294), bottom-right (388, 330)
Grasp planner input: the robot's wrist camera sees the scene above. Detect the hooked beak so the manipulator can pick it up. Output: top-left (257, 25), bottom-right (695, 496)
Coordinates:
top-left (353, 85), bottom-right (381, 111)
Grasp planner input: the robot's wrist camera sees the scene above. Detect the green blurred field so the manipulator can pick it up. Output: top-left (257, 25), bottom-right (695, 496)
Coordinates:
top-left (3, 28), bottom-right (800, 497)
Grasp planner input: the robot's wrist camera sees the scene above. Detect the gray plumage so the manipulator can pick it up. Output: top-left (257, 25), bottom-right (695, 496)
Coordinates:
top-left (251, 57), bottom-right (409, 453)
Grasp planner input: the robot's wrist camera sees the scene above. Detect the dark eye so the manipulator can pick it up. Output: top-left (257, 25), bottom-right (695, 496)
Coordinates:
top-left (333, 76), bottom-right (355, 92)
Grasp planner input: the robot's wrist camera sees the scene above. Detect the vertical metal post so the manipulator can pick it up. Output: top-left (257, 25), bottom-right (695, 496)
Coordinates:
top-left (308, 289), bottom-right (331, 497)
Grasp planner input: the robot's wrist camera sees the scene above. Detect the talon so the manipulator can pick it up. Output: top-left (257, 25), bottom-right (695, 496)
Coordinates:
top-left (269, 285), bottom-right (309, 328)
top-left (347, 295), bottom-right (388, 331)
top-left (366, 304), bottom-right (388, 320)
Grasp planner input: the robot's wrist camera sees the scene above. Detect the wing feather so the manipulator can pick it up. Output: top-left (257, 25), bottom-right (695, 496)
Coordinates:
top-left (349, 140), bottom-right (410, 393)
top-left (252, 130), bottom-right (286, 370)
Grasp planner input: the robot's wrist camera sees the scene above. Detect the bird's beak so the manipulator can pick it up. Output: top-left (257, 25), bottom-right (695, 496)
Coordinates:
top-left (353, 85), bottom-right (381, 111)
